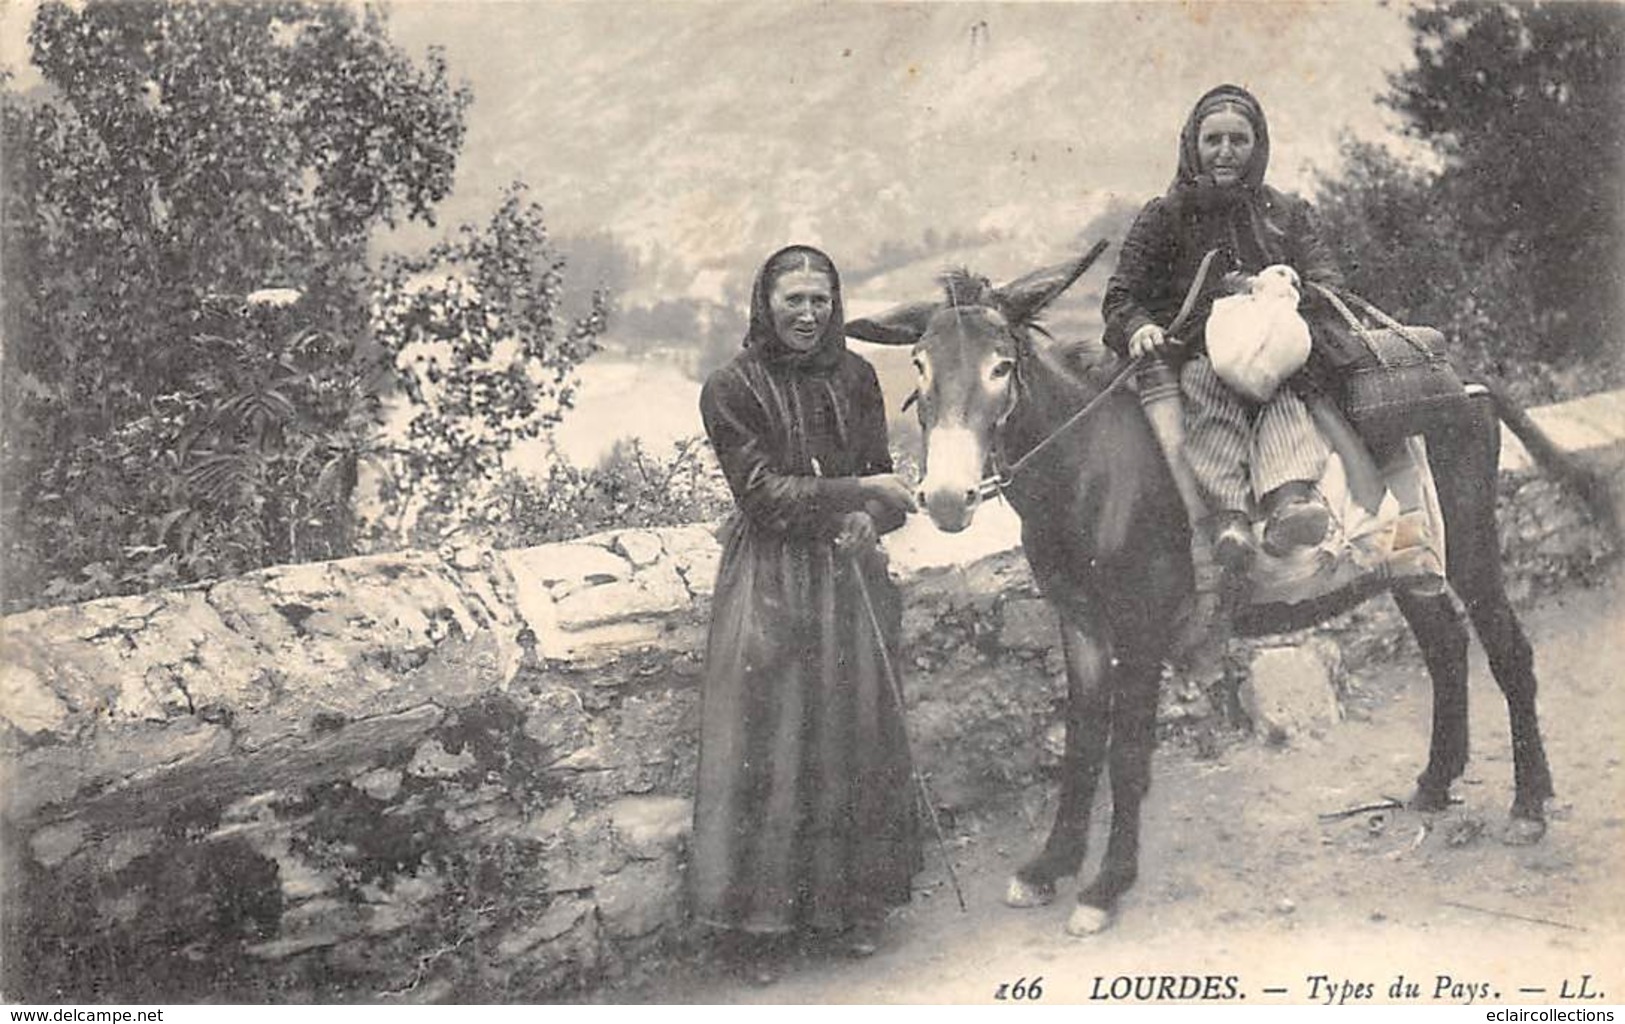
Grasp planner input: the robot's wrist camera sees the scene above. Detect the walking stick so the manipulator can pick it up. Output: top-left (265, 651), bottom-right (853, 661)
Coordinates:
top-left (848, 551), bottom-right (969, 913)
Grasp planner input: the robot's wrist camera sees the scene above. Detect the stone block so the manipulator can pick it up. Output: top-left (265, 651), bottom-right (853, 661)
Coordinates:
top-left (550, 691), bottom-right (692, 787)
top-left (495, 895), bottom-right (592, 959)
top-left (544, 811), bottom-right (626, 891)
top-left (505, 543), bottom-right (630, 590)
top-left (520, 688), bottom-right (591, 764)
top-left (609, 795), bottom-right (691, 860)
top-left (443, 558), bottom-right (527, 688)
top-left (612, 531), bottom-right (665, 569)
top-left (537, 620), bottom-right (669, 663)
top-left (203, 552), bottom-right (498, 723)
top-left (1240, 644), bottom-right (1342, 745)
top-left (407, 738), bottom-right (476, 780)
top-left (552, 563), bottom-right (689, 631)
top-left (29, 819), bottom-right (88, 868)
top-left (206, 789), bottom-right (285, 843)
top-left (11, 704), bottom-right (441, 832)
top-left (520, 797), bottom-right (578, 844)
top-left (596, 857), bottom-right (681, 938)
top-left (664, 523), bottom-right (722, 599)
top-left (359, 870), bottom-right (443, 935)
top-left (0, 661), bottom-right (69, 735)
top-left (354, 767), bottom-right (404, 801)
top-left (1500, 389), bottom-right (1625, 473)
top-left (1, 589), bottom-right (263, 730)
top-left (1041, 720), bottom-right (1067, 760)
top-left (230, 704), bottom-right (444, 790)
top-left (10, 718), bottom-right (233, 824)
top-left (900, 601), bottom-right (948, 649)
top-left (278, 856), bottom-right (338, 902)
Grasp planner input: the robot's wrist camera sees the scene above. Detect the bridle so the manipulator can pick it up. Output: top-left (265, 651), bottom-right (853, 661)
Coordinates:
top-left (976, 353), bottom-right (1145, 500)
top-left (969, 249), bottom-right (1220, 499)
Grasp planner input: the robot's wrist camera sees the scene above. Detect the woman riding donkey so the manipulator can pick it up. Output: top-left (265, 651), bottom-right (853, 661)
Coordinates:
top-left (846, 83), bottom-right (1578, 938)
top-left (1104, 84), bottom-right (1349, 590)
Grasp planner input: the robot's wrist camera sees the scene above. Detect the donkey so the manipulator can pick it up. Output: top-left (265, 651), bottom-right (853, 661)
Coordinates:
top-left (846, 244), bottom-right (1601, 936)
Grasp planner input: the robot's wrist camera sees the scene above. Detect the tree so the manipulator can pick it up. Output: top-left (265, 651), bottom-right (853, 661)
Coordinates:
top-left (1, 1), bottom-right (470, 609)
top-left (1384, 1), bottom-right (1624, 355)
top-left (367, 184), bottom-right (609, 547)
top-left (1315, 138), bottom-right (1538, 379)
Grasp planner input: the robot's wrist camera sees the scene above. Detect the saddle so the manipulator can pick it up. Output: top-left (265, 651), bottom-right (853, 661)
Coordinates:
top-left (1237, 394), bottom-right (1446, 608)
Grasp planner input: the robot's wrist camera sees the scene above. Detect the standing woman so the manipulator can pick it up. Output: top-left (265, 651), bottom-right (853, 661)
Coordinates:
top-left (691, 245), bottom-right (921, 975)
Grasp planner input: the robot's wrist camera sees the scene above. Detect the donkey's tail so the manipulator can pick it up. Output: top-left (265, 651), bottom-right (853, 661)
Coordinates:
top-left (1482, 379), bottom-right (1622, 544)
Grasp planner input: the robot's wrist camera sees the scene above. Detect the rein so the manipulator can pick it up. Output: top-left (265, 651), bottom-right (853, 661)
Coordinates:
top-left (976, 356), bottom-right (1143, 499)
top-left (974, 248), bottom-right (1219, 499)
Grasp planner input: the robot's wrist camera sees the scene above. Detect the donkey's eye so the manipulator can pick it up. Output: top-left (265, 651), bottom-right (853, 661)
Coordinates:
top-left (912, 356), bottom-right (928, 376)
top-left (990, 360), bottom-right (1015, 380)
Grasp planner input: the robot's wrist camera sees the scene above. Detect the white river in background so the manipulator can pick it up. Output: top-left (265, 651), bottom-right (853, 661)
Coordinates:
top-left (514, 356), bottom-right (705, 472)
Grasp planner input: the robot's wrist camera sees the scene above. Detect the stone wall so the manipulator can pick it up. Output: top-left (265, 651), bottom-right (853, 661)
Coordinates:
top-left (2, 393), bottom-right (1620, 1003)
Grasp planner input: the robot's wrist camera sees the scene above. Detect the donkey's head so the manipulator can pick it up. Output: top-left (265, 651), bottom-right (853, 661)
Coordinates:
top-left (847, 242), bottom-right (1106, 532)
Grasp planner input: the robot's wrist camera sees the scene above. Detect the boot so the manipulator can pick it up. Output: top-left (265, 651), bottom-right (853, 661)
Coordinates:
top-left (1260, 480), bottom-right (1330, 556)
top-left (1211, 510), bottom-right (1258, 573)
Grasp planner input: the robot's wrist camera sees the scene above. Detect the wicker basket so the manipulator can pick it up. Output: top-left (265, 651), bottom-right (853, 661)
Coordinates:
top-left (1309, 284), bottom-right (1467, 445)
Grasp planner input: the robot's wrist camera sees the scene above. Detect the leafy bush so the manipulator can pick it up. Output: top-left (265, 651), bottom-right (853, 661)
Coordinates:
top-left (1, 0), bottom-right (470, 611)
top-left (20, 296), bottom-right (387, 607)
top-left (484, 437), bottom-right (733, 549)
top-left (472, 436), bottom-right (926, 552)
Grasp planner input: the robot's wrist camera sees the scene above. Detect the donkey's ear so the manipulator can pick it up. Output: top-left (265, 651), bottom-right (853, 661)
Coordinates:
top-left (844, 301), bottom-right (939, 346)
top-left (995, 239), bottom-right (1110, 324)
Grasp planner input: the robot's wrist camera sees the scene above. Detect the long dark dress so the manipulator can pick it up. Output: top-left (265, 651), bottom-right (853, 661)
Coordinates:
top-left (690, 337), bottom-right (921, 936)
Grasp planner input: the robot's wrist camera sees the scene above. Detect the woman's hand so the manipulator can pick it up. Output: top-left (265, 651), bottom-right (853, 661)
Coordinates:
top-left (1129, 323), bottom-right (1180, 359)
top-left (862, 473), bottom-right (918, 514)
top-left (834, 510), bottom-right (878, 553)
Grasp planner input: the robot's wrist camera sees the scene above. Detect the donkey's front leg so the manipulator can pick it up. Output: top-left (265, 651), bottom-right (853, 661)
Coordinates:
top-left (1069, 655), bottom-right (1160, 935)
top-left (1009, 604), bottom-right (1110, 909)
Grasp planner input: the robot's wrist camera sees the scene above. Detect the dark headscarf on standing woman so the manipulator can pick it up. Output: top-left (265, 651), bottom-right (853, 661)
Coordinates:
top-left (741, 244), bottom-right (848, 376)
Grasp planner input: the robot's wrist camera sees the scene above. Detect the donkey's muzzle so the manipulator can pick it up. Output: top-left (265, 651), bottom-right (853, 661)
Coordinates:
top-left (919, 426), bottom-right (986, 534)
top-left (923, 486), bottom-right (980, 533)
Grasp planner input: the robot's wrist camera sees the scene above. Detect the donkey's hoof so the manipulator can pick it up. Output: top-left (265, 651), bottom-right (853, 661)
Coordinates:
top-left (1065, 903), bottom-right (1113, 937)
top-left (1408, 786), bottom-right (1453, 813)
top-left (1501, 815), bottom-right (1546, 846)
top-left (1005, 876), bottom-right (1056, 908)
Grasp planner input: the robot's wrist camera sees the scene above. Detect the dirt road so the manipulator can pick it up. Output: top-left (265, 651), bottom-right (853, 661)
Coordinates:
top-left (594, 576), bottom-right (1625, 1006)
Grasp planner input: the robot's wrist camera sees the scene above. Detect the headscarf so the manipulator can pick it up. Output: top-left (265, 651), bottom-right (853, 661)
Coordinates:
top-left (1173, 84), bottom-right (1271, 195)
top-left (742, 245), bottom-right (848, 376)
top-left (1167, 84), bottom-right (1287, 264)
